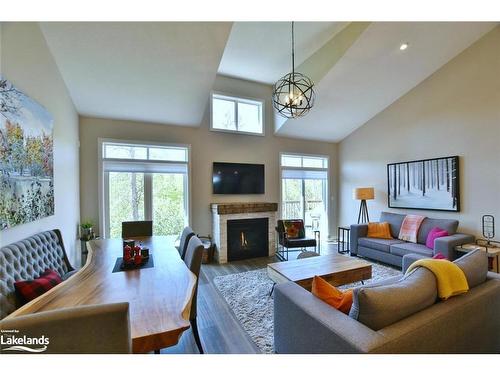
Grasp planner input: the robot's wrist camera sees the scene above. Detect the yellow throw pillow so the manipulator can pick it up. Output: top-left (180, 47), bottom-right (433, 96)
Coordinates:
top-left (367, 222), bottom-right (393, 239)
top-left (311, 276), bottom-right (353, 314)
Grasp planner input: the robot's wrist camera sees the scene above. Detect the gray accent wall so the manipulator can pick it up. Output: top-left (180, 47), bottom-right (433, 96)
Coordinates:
top-left (338, 26), bottom-right (500, 237)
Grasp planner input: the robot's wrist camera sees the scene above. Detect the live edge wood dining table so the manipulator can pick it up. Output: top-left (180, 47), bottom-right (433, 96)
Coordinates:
top-left (6, 236), bottom-right (196, 353)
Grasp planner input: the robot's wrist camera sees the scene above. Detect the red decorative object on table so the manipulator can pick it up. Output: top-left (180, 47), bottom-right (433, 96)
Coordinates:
top-left (124, 245), bottom-right (133, 264)
top-left (134, 246), bottom-right (142, 265)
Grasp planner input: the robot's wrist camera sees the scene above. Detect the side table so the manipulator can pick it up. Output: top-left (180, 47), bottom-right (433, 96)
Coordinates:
top-left (337, 226), bottom-right (350, 254)
top-left (455, 241), bottom-right (500, 273)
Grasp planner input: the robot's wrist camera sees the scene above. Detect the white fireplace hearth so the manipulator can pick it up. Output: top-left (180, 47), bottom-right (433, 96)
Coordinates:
top-left (211, 202), bottom-right (278, 264)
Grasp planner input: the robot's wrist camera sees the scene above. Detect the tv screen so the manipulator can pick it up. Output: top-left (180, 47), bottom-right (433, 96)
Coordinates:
top-left (213, 162), bottom-right (265, 194)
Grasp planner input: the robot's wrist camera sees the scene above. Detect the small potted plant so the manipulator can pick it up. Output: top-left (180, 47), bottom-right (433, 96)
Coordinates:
top-left (80, 220), bottom-right (95, 241)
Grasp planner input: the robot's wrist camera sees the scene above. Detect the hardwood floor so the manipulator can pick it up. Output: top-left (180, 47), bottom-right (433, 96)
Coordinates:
top-left (162, 242), bottom-right (339, 354)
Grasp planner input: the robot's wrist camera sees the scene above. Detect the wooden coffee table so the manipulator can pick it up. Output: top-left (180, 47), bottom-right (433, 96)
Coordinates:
top-left (267, 253), bottom-right (372, 291)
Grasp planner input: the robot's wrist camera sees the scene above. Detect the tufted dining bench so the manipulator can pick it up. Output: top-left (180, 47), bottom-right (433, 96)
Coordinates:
top-left (0, 229), bottom-right (75, 319)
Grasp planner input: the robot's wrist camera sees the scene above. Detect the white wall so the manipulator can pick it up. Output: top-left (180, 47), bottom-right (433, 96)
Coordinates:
top-left (338, 26), bottom-right (500, 237)
top-left (79, 75), bottom-right (338, 238)
top-left (0, 23), bottom-right (80, 263)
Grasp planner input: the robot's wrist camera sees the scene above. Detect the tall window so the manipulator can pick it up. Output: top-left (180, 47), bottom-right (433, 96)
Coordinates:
top-left (99, 140), bottom-right (190, 238)
top-left (210, 92), bottom-right (264, 135)
top-left (280, 153), bottom-right (329, 235)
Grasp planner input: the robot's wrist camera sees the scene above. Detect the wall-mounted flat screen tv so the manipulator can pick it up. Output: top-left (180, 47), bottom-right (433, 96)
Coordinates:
top-left (213, 162), bottom-right (265, 194)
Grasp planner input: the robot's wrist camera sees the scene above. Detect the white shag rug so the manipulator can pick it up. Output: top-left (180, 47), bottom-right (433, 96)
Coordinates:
top-left (213, 260), bottom-right (400, 354)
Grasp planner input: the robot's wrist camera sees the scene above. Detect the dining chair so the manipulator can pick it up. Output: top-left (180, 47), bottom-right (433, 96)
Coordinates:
top-left (178, 226), bottom-right (195, 260)
top-left (0, 302), bottom-right (131, 353)
top-left (183, 235), bottom-right (205, 354)
top-left (122, 220), bottom-right (153, 238)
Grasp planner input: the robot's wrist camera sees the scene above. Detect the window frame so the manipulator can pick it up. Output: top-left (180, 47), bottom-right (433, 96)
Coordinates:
top-left (279, 152), bottom-right (330, 235)
top-left (98, 138), bottom-right (192, 238)
top-left (210, 91), bottom-right (265, 136)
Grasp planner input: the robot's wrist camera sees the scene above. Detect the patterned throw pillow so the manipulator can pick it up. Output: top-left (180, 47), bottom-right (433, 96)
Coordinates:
top-left (398, 214), bottom-right (426, 243)
top-left (283, 220), bottom-right (305, 239)
top-left (14, 269), bottom-right (62, 304)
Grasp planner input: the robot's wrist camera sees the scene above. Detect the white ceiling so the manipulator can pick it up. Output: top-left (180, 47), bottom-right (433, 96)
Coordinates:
top-left (276, 22), bottom-right (497, 141)
top-left (39, 22), bottom-right (497, 140)
top-left (40, 22), bottom-right (232, 126)
top-left (218, 22), bottom-right (348, 84)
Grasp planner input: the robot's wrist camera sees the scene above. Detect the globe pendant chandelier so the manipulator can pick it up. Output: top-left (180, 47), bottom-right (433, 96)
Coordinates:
top-left (272, 22), bottom-right (315, 119)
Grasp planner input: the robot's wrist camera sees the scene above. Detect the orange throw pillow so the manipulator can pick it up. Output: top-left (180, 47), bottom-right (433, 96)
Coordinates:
top-left (367, 222), bottom-right (393, 239)
top-left (311, 276), bottom-right (353, 314)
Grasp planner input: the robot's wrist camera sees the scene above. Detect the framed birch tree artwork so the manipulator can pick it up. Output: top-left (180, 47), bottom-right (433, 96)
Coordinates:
top-left (0, 76), bottom-right (54, 230)
top-left (387, 156), bottom-right (459, 212)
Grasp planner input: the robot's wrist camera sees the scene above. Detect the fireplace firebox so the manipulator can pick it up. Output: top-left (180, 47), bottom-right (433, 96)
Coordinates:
top-left (227, 218), bottom-right (269, 261)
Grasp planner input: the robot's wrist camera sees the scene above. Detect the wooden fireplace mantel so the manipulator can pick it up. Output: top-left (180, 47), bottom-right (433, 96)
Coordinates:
top-left (210, 202), bottom-right (278, 215)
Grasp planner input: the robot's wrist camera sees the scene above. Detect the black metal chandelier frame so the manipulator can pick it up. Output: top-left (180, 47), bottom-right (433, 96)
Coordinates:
top-left (272, 22), bottom-right (315, 119)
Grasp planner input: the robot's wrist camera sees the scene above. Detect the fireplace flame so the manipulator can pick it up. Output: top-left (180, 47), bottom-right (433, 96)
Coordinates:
top-left (240, 231), bottom-right (249, 249)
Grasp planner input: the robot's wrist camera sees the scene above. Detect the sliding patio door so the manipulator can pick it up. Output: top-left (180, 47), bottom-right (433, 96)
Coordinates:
top-left (280, 154), bottom-right (329, 235)
top-left (100, 140), bottom-right (190, 238)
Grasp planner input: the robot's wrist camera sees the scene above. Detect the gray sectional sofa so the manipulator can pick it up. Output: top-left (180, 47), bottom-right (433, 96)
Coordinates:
top-left (274, 250), bottom-right (500, 353)
top-left (350, 211), bottom-right (474, 267)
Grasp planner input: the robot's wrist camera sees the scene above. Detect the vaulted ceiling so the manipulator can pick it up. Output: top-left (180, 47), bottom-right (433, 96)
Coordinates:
top-left (40, 21), bottom-right (498, 140)
top-left (40, 22), bottom-right (232, 126)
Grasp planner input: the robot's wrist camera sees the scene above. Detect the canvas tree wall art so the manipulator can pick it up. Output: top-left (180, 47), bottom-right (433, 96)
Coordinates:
top-left (387, 156), bottom-right (459, 212)
top-left (0, 76), bottom-right (54, 230)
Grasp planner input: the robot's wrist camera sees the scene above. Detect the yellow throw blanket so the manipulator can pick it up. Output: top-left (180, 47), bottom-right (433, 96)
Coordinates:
top-left (406, 259), bottom-right (469, 300)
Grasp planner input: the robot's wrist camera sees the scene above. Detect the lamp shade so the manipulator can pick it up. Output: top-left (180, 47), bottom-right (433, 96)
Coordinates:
top-left (353, 187), bottom-right (375, 200)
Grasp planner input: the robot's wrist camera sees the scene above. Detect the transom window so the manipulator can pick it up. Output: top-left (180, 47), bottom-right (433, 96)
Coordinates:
top-left (210, 92), bottom-right (264, 135)
top-left (281, 154), bottom-right (328, 169)
top-left (104, 142), bottom-right (188, 162)
top-left (99, 140), bottom-right (190, 239)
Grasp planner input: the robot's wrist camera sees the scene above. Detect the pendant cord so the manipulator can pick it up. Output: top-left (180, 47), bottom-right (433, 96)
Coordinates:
top-left (291, 21), bottom-right (295, 76)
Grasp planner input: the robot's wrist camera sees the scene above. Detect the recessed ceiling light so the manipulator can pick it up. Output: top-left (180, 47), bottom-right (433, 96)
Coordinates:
top-left (400, 43), bottom-right (409, 51)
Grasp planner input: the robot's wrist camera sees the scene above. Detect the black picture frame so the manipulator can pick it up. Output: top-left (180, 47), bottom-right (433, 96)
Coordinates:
top-left (387, 156), bottom-right (460, 212)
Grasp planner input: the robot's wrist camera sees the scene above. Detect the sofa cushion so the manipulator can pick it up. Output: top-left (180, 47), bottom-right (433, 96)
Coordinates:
top-left (453, 249), bottom-right (488, 288)
top-left (417, 218), bottom-right (458, 244)
top-left (380, 212), bottom-right (405, 238)
top-left (398, 215), bottom-right (426, 243)
top-left (282, 220), bottom-right (305, 239)
top-left (349, 267), bottom-right (437, 331)
top-left (426, 227), bottom-right (449, 249)
top-left (358, 237), bottom-right (405, 254)
top-left (390, 242), bottom-right (433, 257)
top-left (367, 222), bottom-right (393, 239)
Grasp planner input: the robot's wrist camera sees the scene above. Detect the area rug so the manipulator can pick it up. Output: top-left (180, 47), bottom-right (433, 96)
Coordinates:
top-left (213, 260), bottom-right (400, 354)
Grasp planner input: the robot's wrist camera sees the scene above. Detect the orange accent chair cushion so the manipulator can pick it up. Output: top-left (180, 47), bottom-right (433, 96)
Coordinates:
top-left (367, 222), bottom-right (393, 239)
top-left (311, 276), bottom-right (353, 314)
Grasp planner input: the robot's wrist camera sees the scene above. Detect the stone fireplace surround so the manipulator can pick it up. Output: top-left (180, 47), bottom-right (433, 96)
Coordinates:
top-left (211, 202), bottom-right (278, 264)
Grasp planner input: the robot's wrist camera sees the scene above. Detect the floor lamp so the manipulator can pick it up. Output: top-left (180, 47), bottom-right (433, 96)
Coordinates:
top-left (353, 187), bottom-right (374, 224)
